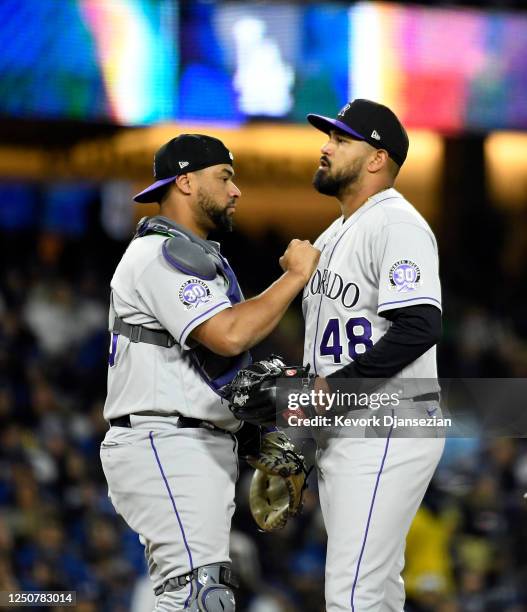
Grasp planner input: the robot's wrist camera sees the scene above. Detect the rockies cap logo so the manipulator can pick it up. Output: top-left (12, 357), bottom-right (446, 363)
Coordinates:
top-left (338, 103), bottom-right (351, 117)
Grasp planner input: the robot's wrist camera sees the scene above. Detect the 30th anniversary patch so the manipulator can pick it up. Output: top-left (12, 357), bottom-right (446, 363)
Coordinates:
top-left (389, 260), bottom-right (421, 292)
top-left (179, 278), bottom-right (213, 310)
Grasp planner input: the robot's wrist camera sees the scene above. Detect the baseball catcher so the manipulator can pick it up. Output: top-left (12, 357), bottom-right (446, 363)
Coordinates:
top-left (227, 356), bottom-right (313, 531)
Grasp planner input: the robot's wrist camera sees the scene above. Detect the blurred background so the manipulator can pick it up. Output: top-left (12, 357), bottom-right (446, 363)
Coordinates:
top-left (1, 0), bottom-right (527, 610)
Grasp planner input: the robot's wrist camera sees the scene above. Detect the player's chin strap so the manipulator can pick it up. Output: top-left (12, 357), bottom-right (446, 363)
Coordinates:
top-left (154, 563), bottom-right (237, 611)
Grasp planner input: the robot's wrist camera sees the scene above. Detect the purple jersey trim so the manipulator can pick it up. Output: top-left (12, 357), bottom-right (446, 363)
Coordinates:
top-left (350, 418), bottom-right (394, 610)
top-left (378, 296), bottom-right (441, 309)
top-left (108, 332), bottom-right (118, 367)
top-left (179, 300), bottom-right (231, 345)
top-left (309, 243), bottom-right (329, 374)
top-left (149, 431), bottom-right (194, 607)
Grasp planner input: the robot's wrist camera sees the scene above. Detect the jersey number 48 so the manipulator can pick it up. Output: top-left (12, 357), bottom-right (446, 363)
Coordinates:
top-left (320, 317), bottom-right (373, 362)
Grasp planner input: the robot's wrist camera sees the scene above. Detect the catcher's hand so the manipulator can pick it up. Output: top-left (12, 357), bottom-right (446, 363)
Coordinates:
top-left (225, 355), bottom-right (314, 427)
top-left (248, 430), bottom-right (309, 532)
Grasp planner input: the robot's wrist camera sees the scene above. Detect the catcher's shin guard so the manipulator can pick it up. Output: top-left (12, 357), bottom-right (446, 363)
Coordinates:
top-left (155, 563), bottom-right (237, 611)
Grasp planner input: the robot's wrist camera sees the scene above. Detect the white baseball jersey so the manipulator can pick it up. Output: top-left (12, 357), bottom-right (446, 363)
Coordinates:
top-left (303, 187), bottom-right (441, 395)
top-left (104, 232), bottom-right (240, 431)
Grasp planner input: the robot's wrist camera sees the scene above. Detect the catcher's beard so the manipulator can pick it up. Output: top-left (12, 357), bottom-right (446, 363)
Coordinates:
top-left (197, 187), bottom-right (234, 233)
top-left (313, 157), bottom-right (365, 197)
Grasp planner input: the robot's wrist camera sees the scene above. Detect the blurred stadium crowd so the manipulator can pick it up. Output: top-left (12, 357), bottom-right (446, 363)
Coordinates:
top-left (1, 183), bottom-right (527, 612)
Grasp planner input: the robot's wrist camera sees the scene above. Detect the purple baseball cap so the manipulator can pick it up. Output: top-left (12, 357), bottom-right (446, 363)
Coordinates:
top-left (134, 133), bottom-right (234, 203)
top-left (307, 99), bottom-right (409, 166)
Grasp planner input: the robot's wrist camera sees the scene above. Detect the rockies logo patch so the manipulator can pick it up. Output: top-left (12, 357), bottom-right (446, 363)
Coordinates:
top-left (179, 278), bottom-right (213, 310)
top-left (389, 260), bottom-right (421, 292)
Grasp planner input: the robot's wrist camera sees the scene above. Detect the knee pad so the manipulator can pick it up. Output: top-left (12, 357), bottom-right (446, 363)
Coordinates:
top-left (154, 563), bottom-right (237, 611)
top-left (187, 564), bottom-right (237, 612)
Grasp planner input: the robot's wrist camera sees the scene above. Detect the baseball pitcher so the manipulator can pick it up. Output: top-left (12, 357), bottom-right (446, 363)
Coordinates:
top-left (227, 100), bottom-right (445, 611)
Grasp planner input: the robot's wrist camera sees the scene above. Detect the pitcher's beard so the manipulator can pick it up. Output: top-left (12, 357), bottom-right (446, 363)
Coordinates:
top-left (313, 159), bottom-right (364, 197)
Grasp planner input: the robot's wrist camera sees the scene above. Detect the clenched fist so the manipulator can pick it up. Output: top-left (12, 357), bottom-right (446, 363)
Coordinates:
top-left (279, 239), bottom-right (320, 284)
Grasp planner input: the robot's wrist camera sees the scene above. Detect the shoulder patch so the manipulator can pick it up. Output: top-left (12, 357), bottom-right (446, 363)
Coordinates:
top-left (389, 259), bottom-right (421, 292)
top-left (162, 236), bottom-right (217, 280)
top-left (179, 278), bottom-right (213, 310)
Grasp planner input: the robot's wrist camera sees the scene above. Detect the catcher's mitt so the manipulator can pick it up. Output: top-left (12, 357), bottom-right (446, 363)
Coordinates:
top-left (247, 430), bottom-right (309, 532)
top-left (225, 355), bottom-right (314, 427)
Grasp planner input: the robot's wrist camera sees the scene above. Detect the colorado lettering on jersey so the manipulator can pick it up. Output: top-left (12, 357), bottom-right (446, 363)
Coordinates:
top-left (309, 268), bottom-right (360, 309)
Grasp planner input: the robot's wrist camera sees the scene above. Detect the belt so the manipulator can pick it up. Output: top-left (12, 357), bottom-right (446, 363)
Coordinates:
top-left (109, 414), bottom-right (225, 432)
top-left (410, 392), bottom-right (440, 403)
top-left (111, 316), bottom-right (175, 348)
top-left (109, 394), bottom-right (439, 429)
top-left (109, 415), bottom-right (133, 428)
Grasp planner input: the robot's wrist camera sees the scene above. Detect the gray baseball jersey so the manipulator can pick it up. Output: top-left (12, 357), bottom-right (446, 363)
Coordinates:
top-left (103, 232), bottom-right (240, 431)
top-left (303, 187), bottom-right (444, 611)
top-left (303, 187), bottom-right (441, 394)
